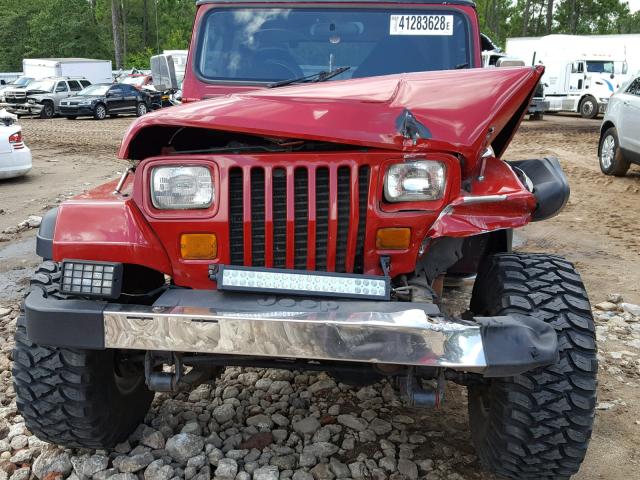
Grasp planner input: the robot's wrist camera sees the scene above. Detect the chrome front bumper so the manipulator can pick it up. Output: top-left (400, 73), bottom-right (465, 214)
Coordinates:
top-left (3, 103), bottom-right (43, 114)
top-left (104, 303), bottom-right (487, 369)
top-left (25, 289), bottom-right (558, 377)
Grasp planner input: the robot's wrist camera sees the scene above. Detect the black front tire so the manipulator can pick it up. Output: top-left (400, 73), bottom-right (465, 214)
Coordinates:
top-left (579, 96), bottom-right (599, 119)
top-left (468, 253), bottom-right (597, 480)
top-left (39, 102), bottom-right (54, 119)
top-left (12, 262), bottom-right (153, 449)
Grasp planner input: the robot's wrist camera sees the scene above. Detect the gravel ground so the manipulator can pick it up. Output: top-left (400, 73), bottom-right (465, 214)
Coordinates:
top-left (0, 114), bottom-right (639, 480)
top-left (0, 298), bottom-right (639, 480)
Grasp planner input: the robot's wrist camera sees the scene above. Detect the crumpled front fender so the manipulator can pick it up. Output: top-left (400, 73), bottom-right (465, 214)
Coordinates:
top-left (427, 157), bottom-right (538, 238)
top-left (48, 181), bottom-right (172, 275)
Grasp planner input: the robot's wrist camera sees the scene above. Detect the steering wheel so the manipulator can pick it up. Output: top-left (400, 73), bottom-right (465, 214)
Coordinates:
top-left (256, 47), bottom-right (304, 79)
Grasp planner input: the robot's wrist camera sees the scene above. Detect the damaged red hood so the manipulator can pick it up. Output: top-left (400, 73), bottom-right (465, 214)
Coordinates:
top-left (120, 66), bottom-right (544, 162)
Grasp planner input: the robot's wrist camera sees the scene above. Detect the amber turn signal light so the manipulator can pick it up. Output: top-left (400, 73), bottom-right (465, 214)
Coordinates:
top-left (181, 234), bottom-right (217, 260)
top-left (376, 228), bottom-right (411, 250)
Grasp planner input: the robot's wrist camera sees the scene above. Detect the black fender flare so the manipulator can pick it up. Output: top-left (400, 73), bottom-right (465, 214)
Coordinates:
top-left (508, 157), bottom-right (570, 222)
top-left (36, 208), bottom-right (58, 260)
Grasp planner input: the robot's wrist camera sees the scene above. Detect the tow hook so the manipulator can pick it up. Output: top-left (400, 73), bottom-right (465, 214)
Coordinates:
top-left (396, 367), bottom-right (446, 408)
top-left (144, 352), bottom-right (217, 392)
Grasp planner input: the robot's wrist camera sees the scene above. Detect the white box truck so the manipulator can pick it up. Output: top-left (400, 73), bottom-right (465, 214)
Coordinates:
top-left (506, 35), bottom-right (632, 118)
top-left (22, 58), bottom-right (113, 85)
top-left (163, 50), bottom-right (188, 85)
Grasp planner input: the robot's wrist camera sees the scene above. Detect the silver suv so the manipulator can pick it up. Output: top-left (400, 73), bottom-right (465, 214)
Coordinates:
top-left (599, 74), bottom-right (640, 176)
top-left (4, 77), bottom-right (91, 118)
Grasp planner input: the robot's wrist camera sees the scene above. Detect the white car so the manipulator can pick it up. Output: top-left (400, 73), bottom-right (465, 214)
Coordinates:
top-left (0, 109), bottom-right (32, 179)
top-left (599, 75), bottom-right (640, 176)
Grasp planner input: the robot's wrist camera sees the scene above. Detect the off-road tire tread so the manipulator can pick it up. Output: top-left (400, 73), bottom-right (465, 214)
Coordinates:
top-left (469, 253), bottom-right (597, 480)
top-left (12, 262), bottom-right (153, 449)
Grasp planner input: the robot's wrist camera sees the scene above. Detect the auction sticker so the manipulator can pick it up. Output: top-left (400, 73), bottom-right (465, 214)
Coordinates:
top-left (389, 14), bottom-right (454, 36)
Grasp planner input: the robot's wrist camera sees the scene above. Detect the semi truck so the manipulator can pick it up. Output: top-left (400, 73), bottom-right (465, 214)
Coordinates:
top-left (506, 35), bottom-right (631, 118)
top-left (22, 58), bottom-right (112, 85)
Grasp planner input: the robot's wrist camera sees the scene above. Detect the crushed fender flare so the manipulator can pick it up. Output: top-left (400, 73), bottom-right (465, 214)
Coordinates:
top-left (508, 157), bottom-right (570, 221)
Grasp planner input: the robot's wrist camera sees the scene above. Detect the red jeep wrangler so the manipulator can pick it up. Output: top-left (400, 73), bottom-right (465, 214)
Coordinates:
top-left (15, 1), bottom-right (596, 479)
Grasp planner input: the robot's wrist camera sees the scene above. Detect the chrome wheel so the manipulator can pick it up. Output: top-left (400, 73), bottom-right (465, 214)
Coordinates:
top-left (95, 105), bottom-right (107, 120)
top-left (137, 103), bottom-right (148, 116)
top-left (601, 135), bottom-right (615, 170)
top-left (580, 97), bottom-right (598, 119)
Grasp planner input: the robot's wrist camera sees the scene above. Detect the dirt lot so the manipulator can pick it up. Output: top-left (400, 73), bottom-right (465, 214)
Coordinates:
top-left (0, 114), bottom-right (639, 480)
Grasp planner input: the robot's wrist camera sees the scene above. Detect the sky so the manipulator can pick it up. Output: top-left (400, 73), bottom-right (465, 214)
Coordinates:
top-left (629, 0), bottom-right (640, 12)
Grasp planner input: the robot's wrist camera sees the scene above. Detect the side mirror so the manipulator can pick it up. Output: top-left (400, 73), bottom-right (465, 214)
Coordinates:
top-left (151, 54), bottom-right (178, 91)
top-left (496, 57), bottom-right (526, 68)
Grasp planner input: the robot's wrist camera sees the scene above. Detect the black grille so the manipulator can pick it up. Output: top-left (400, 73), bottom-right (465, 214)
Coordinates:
top-left (228, 165), bottom-right (369, 273)
top-left (272, 168), bottom-right (287, 268)
top-left (314, 167), bottom-right (330, 271)
top-left (250, 168), bottom-right (265, 266)
top-left (228, 168), bottom-right (244, 266)
top-left (293, 168), bottom-right (309, 269)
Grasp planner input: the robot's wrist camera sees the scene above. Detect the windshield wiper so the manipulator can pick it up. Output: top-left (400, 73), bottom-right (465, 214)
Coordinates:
top-left (268, 66), bottom-right (351, 88)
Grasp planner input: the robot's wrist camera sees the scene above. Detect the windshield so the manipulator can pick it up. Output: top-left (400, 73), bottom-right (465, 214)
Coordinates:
top-left (122, 77), bottom-right (146, 86)
top-left (586, 61), bottom-right (615, 74)
top-left (78, 85), bottom-right (111, 96)
top-left (27, 80), bottom-right (55, 92)
top-left (12, 77), bottom-right (33, 87)
top-left (197, 8), bottom-right (471, 83)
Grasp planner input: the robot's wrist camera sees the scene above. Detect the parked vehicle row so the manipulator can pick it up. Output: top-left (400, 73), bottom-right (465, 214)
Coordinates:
top-left (0, 76), bottom-right (157, 120)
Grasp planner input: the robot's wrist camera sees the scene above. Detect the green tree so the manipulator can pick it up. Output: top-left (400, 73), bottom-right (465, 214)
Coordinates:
top-left (24, 0), bottom-right (106, 59)
top-left (1, 0), bottom-right (638, 73)
top-left (0, 0), bottom-right (40, 71)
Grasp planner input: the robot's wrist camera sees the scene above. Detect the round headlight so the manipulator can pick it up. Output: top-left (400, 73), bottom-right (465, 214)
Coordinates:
top-left (384, 161), bottom-right (446, 202)
top-left (151, 166), bottom-right (214, 210)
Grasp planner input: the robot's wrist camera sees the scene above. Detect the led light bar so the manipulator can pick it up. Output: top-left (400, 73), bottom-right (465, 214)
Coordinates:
top-left (60, 260), bottom-right (123, 299)
top-left (211, 265), bottom-right (390, 301)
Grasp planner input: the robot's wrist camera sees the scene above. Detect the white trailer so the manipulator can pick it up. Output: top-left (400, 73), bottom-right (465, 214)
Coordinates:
top-left (22, 58), bottom-right (113, 85)
top-left (163, 50), bottom-right (188, 85)
top-left (506, 35), bottom-right (634, 118)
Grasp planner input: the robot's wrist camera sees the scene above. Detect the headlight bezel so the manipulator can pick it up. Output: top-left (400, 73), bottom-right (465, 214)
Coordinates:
top-left (383, 160), bottom-right (447, 204)
top-left (141, 159), bottom-right (220, 219)
top-left (151, 165), bottom-right (215, 210)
